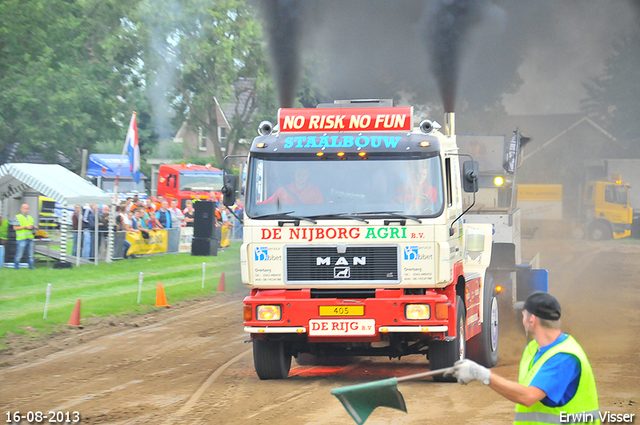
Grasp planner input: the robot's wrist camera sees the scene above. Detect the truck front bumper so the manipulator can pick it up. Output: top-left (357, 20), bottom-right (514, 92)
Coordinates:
top-left (243, 287), bottom-right (456, 342)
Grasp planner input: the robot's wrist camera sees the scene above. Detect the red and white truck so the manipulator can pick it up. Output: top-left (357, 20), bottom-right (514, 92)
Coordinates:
top-left (222, 100), bottom-right (547, 379)
top-left (157, 163), bottom-right (223, 208)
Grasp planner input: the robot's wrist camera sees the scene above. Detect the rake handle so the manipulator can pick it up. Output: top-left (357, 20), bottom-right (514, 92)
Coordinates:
top-left (395, 367), bottom-right (454, 383)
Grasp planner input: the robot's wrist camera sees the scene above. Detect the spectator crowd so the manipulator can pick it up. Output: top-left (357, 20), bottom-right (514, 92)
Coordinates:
top-left (71, 193), bottom-right (243, 260)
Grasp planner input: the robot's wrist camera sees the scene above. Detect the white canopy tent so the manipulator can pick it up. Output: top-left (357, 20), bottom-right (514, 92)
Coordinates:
top-left (0, 163), bottom-right (111, 204)
top-left (0, 163), bottom-right (113, 266)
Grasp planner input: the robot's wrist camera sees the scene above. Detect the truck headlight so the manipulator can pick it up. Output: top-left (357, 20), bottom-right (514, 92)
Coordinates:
top-left (405, 304), bottom-right (430, 320)
top-left (256, 305), bottom-right (281, 321)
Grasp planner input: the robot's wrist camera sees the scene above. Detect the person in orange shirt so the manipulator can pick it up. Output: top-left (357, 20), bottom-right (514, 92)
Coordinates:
top-left (129, 196), bottom-right (143, 212)
top-left (129, 199), bottom-right (143, 212)
top-left (262, 168), bottom-right (323, 205)
top-left (152, 196), bottom-right (163, 211)
top-left (143, 198), bottom-right (157, 215)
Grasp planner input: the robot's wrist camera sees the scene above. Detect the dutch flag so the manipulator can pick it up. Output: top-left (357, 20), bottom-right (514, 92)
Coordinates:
top-left (122, 112), bottom-right (140, 184)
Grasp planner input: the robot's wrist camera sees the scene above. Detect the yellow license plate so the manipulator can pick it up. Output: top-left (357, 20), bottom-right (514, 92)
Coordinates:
top-left (319, 306), bottom-right (364, 316)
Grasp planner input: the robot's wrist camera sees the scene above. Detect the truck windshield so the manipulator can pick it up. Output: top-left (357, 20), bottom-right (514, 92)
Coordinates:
top-left (246, 156), bottom-right (444, 218)
top-left (179, 172), bottom-right (223, 191)
top-left (604, 185), bottom-right (628, 205)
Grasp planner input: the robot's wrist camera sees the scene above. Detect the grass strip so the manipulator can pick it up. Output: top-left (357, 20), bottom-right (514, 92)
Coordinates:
top-left (0, 244), bottom-right (243, 341)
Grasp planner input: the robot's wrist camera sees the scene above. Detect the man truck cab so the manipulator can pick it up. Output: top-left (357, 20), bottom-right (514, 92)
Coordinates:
top-left (222, 100), bottom-right (547, 380)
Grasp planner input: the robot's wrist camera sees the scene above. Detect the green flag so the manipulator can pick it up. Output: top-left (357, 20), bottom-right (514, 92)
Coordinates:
top-left (331, 377), bottom-right (407, 425)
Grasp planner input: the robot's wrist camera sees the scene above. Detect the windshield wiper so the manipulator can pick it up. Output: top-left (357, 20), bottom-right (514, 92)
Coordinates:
top-left (353, 211), bottom-right (422, 224)
top-left (253, 211), bottom-right (317, 224)
top-left (309, 213), bottom-right (369, 223)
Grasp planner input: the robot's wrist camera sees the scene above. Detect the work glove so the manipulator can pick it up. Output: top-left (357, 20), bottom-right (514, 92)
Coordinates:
top-left (448, 359), bottom-right (491, 385)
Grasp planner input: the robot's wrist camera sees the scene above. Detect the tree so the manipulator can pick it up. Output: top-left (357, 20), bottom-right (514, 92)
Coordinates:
top-left (224, 63), bottom-right (326, 155)
top-left (138, 0), bottom-right (268, 167)
top-left (582, 36), bottom-right (640, 157)
top-left (0, 0), bottom-right (146, 169)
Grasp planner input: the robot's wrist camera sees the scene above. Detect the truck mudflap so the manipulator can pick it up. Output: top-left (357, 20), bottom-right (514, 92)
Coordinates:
top-left (243, 287), bottom-right (457, 341)
top-left (514, 265), bottom-right (548, 309)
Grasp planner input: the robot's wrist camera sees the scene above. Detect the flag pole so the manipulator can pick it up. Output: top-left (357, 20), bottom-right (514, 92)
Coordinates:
top-left (109, 111), bottom-right (137, 262)
top-left (331, 367), bottom-right (454, 425)
top-left (115, 111), bottom-right (137, 204)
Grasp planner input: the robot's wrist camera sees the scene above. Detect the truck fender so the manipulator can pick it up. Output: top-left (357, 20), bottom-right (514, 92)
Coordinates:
top-left (487, 242), bottom-right (516, 272)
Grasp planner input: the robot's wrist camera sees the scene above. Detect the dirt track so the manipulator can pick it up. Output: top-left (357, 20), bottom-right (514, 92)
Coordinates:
top-left (1, 238), bottom-right (638, 424)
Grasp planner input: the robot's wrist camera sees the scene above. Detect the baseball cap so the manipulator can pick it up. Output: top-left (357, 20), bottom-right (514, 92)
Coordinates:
top-left (524, 291), bottom-right (561, 321)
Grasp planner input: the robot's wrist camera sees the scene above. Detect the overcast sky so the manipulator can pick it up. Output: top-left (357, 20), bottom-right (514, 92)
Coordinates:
top-left (260, 0), bottom-right (640, 116)
top-left (500, 1), bottom-right (639, 115)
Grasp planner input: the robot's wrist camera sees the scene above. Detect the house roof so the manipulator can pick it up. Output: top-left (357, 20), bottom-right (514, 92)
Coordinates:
top-left (0, 142), bottom-right (71, 166)
top-left (460, 113), bottom-right (620, 187)
top-left (173, 98), bottom-right (230, 144)
top-left (0, 163), bottom-right (111, 205)
top-left (462, 113), bottom-right (616, 157)
top-left (221, 78), bottom-right (256, 125)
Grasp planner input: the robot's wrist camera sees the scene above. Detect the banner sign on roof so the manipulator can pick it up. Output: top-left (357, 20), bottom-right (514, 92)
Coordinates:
top-left (278, 107), bottom-right (413, 133)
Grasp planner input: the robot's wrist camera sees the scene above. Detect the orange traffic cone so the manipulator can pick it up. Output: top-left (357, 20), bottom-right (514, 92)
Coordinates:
top-left (68, 299), bottom-right (83, 328)
top-left (156, 282), bottom-right (171, 307)
top-left (217, 272), bottom-right (226, 292)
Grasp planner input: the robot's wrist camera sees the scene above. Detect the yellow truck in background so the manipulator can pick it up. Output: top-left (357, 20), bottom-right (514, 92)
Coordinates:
top-left (582, 174), bottom-right (633, 240)
top-left (517, 176), bottom-right (633, 241)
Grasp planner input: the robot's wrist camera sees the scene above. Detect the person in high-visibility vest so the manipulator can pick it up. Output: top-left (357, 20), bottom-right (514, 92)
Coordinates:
top-left (13, 203), bottom-right (38, 269)
top-left (0, 213), bottom-right (9, 245)
top-left (448, 292), bottom-right (599, 425)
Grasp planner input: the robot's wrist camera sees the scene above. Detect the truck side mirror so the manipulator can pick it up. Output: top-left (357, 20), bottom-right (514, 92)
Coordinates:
top-left (463, 160), bottom-right (479, 193)
top-left (222, 174), bottom-right (237, 207)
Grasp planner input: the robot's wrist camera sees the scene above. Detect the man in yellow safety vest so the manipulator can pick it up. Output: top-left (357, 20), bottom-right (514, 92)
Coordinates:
top-left (0, 212), bottom-right (9, 245)
top-left (448, 292), bottom-right (599, 424)
top-left (13, 203), bottom-right (38, 269)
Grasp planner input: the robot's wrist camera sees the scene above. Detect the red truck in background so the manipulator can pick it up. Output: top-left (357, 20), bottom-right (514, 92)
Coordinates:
top-left (157, 163), bottom-right (224, 208)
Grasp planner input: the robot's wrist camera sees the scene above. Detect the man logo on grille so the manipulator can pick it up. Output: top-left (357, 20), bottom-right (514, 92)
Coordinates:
top-left (334, 267), bottom-right (350, 278)
top-left (316, 256), bottom-right (366, 266)
top-left (255, 247), bottom-right (268, 261)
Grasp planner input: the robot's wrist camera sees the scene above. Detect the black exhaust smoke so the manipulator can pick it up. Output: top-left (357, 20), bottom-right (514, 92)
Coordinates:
top-left (256, 0), bottom-right (309, 108)
top-left (421, 0), bottom-right (486, 112)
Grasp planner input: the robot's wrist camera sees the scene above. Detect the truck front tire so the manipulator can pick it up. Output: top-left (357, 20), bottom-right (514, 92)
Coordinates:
top-left (253, 338), bottom-right (291, 380)
top-left (588, 221), bottom-right (611, 241)
top-left (430, 295), bottom-right (466, 382)
top-left (466, 275), bottom-right (499, 368)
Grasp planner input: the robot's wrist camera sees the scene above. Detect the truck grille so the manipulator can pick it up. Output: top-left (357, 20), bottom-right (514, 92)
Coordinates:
top-left (310, 288), bottom-right (376, 299)
top-left (285, 245), bottom-right (399, 284)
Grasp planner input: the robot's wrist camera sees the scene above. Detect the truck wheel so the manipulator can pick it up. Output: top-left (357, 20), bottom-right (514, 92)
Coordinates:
top-left (430, 295), bottom-right (466, 382)
top-left (588, 221), bottom-right (611, 241)
top-left (466, 275), bottom-right (499, 368)
top-left (253, 338), bottom-right (291, 380)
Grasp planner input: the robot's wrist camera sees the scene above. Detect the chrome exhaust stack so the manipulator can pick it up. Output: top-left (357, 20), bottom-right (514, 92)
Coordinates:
top-left (444, 112), bottom-right (455, 136)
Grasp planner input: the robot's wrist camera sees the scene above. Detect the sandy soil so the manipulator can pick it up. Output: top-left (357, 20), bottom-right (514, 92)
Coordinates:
top-left (1, 237), bottom-right (638, 424)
